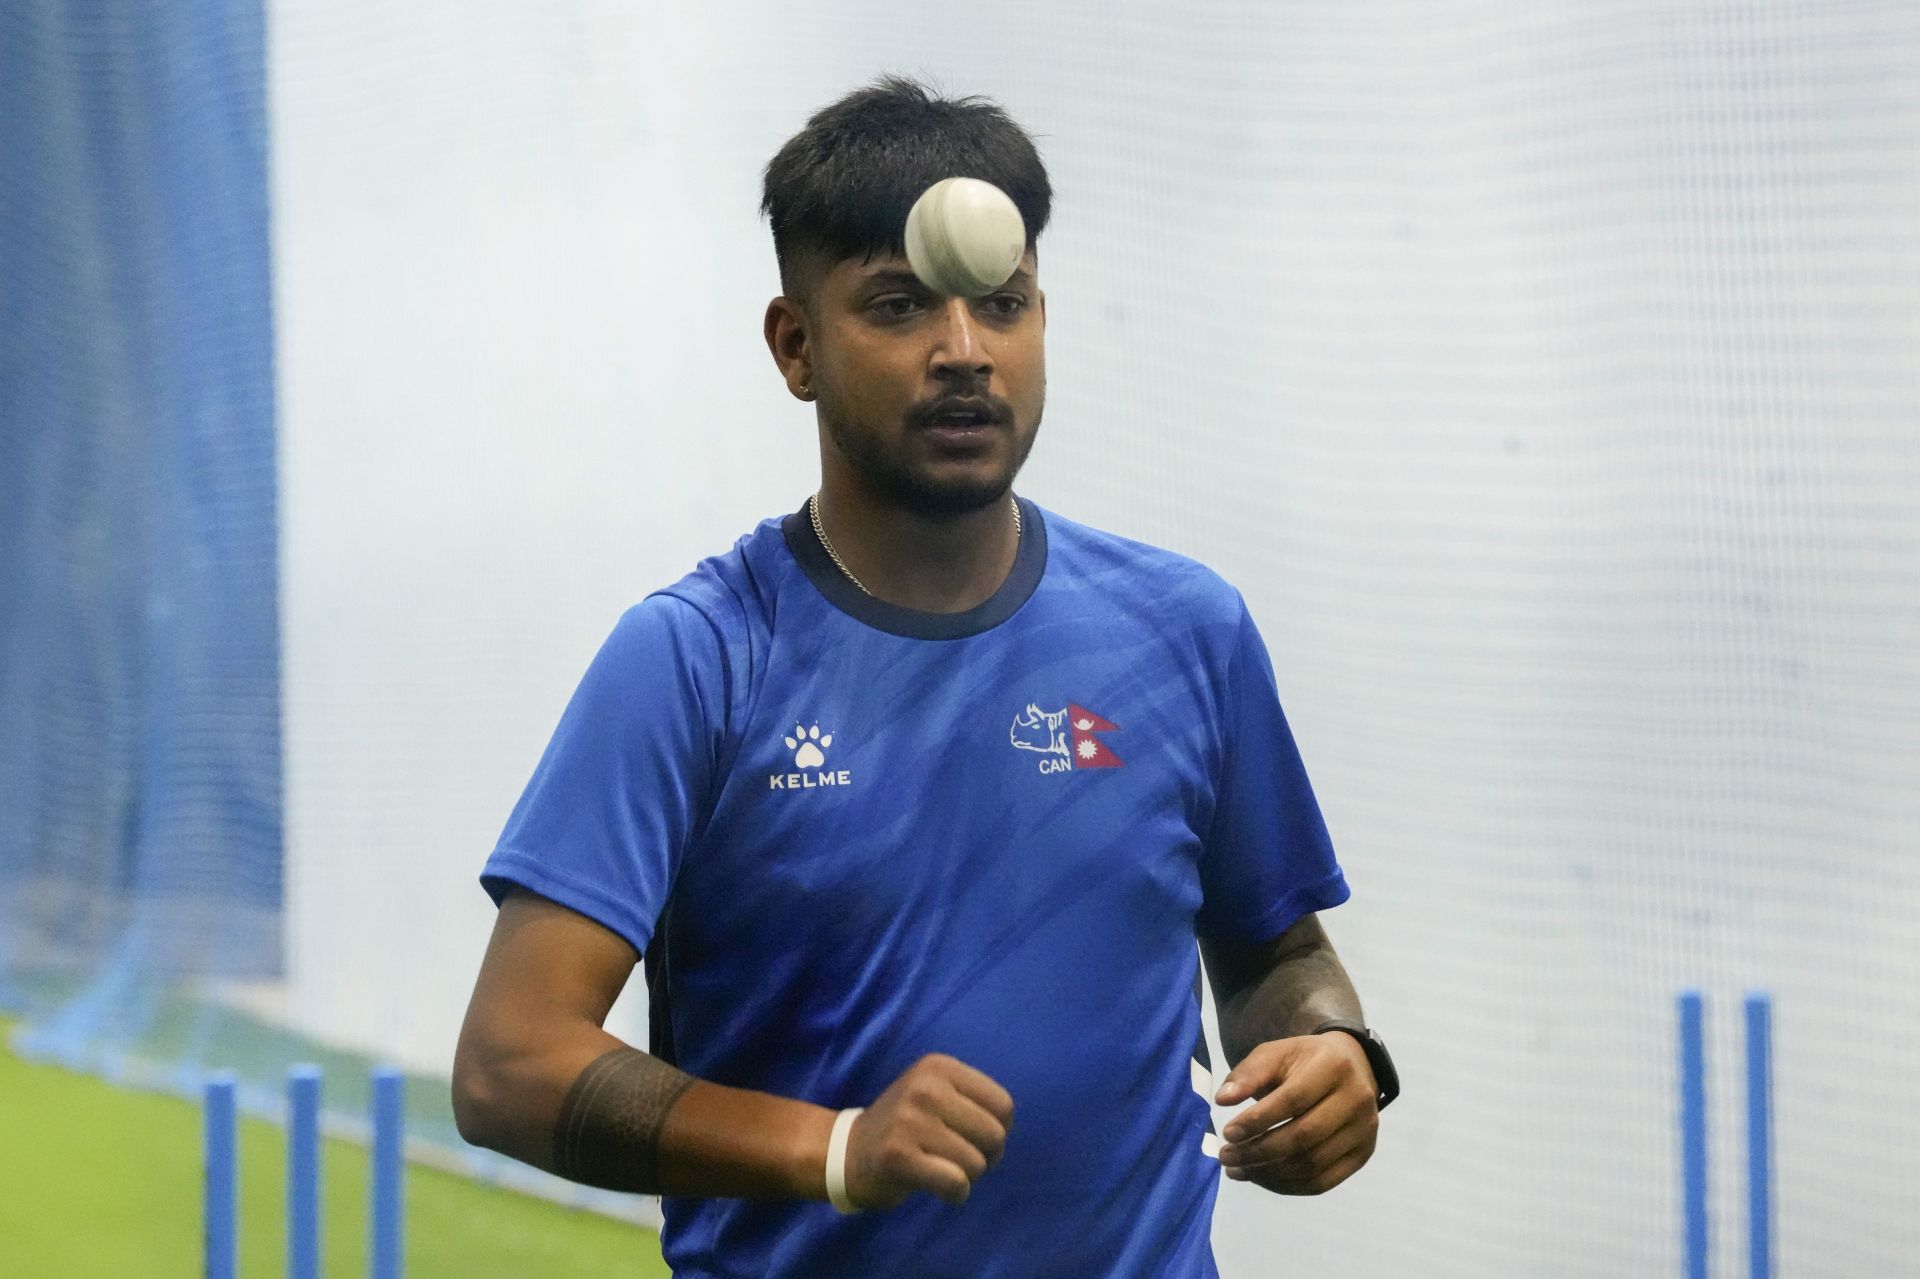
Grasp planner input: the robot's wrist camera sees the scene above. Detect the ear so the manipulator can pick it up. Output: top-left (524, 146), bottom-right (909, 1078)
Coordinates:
top-left (764, 296), bottom-right (813, 401)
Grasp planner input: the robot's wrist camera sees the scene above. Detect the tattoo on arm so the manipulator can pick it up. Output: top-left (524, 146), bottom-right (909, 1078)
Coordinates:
top-left (552, 1048), bottom-right (696, 1193)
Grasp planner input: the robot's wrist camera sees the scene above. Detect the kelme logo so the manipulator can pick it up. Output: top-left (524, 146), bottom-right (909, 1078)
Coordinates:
top-left (770, 722), bottom-right (851, 791)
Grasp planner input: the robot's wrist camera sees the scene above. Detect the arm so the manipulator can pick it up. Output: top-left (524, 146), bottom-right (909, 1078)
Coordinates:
top-left (452, 888), bottom-right (831, 1198)
top-left (1199, 912), bottom-right (1379, 1195)
top-left (452, 888), bottom-right (1012, 1205)
top-left (1201, 912), bottom-right (1363, 1063)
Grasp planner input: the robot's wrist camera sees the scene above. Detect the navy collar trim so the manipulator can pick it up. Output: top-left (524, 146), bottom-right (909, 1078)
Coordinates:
top-left (781, 496), bottom-right (1048, 640)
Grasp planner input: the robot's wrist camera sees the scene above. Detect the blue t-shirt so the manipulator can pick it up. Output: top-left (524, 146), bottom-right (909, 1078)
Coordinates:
top-left (481, 498), bottom-right (1350, 1278)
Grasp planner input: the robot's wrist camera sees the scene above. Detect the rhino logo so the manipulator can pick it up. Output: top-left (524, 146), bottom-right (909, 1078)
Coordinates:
top-left (1010, 700), bottom-right (1125, 773)
top-left (1009, 704), bottom-right (1071, 758)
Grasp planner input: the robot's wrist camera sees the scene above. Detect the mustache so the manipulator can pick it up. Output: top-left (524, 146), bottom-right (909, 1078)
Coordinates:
top-left (908, 392), bottom-right (1013, 428)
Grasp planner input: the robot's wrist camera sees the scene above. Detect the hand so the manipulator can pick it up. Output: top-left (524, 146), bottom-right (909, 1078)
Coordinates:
top-left (1213, 1033), bottom-right (1379, 1195)
top-left (843, 1053), bottom-right (1014, 1209)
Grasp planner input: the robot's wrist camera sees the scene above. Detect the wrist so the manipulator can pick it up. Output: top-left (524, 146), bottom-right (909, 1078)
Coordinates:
top-left (787, 1102), bottom-right (840, 1200)
top-left (1310, 1020), bottom-right (1400, 1110)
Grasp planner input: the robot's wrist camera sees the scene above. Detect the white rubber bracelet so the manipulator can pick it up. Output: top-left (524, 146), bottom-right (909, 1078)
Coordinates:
top-left (825, 1107), bottom-right (864, 1214)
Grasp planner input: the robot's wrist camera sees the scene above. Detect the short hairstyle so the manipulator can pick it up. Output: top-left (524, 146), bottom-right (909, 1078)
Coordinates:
top-left (760, 75), bottom-right (1053, 301)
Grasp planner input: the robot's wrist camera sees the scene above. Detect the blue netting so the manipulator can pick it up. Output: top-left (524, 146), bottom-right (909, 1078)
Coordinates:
top-left (0, 0), bottom-right (281, 1056)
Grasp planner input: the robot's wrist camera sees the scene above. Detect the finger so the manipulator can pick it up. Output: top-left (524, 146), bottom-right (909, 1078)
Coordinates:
top-left (934, 1087), bottom-right (1010, 1167)
top-left (1221, 1067), bottom-right (1374, 1159)
top-left (940, 1058), bottom-right (1016, 1126)
top-left (1244, 1132), bottom-right (1374, 1196)
top-left (1218, 1094), bottom-right (1346, 1169)
top-left (919, 1120), bottom-right (991, 1182)
top-left (1224, 1100), bottom-right (1372, 1175)
top-left (1221, 1066), bottom-right (1342, 1144)
top-left (1213, 1041), bottom-right (1290, 1106)
top-left (909, 1151), bottom-right (976, 1205)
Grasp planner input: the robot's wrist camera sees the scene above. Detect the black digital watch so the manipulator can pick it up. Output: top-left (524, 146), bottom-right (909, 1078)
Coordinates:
top-left (1309, 1020), bottom-right (1400, 1111)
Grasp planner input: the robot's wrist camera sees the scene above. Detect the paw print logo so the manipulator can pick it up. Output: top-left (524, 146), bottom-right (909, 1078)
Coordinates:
top-left (783, 724), bottom-right (832, 769)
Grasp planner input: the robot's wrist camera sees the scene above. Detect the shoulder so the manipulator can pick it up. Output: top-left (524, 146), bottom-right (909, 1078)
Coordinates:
top-left (1034, 504), bottom-right (1249, 631)
top-left (587, 515), bottom-right (792, 728)
top-left (636, 514), bottom-right (790, 647)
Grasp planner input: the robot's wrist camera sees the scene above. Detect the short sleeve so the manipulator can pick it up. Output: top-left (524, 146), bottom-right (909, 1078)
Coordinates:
top-left (479, 594), bottom-right (724, 956)
top-left (1194, 600), bottom-right (1351, 944)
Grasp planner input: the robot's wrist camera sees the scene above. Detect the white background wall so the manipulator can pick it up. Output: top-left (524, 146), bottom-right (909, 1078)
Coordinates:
top-left (272, 3), bottom-right (1920, 1273)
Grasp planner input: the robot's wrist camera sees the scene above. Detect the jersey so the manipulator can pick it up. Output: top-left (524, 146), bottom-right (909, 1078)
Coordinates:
top-left (480, 498), bottom-right (1351, 1278)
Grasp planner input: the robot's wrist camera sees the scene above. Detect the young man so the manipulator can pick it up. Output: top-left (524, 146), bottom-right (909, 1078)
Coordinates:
top-left (453, 76), bottom-right (1397, 1277)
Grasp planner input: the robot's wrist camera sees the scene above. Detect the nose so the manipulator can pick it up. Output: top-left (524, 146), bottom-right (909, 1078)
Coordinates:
top-left (929, 296), bottom-right (992, 385)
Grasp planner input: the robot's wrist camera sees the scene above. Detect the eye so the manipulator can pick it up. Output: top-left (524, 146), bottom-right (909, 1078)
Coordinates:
top-left (982, 293), bottom-right (1028, 317)
top-left (870, 295), bottom-right (922, 319)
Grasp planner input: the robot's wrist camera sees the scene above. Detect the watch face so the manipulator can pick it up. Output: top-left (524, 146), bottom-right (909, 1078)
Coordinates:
top-left (1361, 1032), bottom-right (1399, 1106)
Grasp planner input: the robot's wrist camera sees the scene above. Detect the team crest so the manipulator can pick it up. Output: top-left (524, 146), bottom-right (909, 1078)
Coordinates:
top-left (1009, 703), bottom-right (1123, 774)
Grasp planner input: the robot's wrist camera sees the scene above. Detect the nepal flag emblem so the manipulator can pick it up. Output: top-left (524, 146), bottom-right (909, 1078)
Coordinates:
top-left (1009, 701), bottom-right (1123, 773)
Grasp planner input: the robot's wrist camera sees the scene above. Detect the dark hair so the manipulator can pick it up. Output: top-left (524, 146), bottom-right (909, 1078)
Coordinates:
top-left (760, 75), bottom-right (1052, 299)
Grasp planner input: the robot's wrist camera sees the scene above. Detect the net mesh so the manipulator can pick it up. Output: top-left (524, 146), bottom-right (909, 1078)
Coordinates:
top-left (4, 0), bottom-right (1918, 1270)
top-left (0, 0), bottom-right (283, 1062)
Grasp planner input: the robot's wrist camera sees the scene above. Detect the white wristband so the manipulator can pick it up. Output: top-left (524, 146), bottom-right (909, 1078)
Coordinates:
top-left (825, 1107), bottom-right (864, 1214)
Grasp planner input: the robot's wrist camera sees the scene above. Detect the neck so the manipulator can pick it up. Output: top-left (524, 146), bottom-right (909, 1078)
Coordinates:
top-left (813, 479), bottom-right (1020, 614)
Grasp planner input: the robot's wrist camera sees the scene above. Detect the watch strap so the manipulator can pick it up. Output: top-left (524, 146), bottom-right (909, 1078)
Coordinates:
top-left (1310, 1019), bottom-right (1400, 1110)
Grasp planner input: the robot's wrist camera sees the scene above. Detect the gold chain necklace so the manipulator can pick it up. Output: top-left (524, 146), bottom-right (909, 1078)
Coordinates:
top-left (808, 493), bottom-right (1021, 598)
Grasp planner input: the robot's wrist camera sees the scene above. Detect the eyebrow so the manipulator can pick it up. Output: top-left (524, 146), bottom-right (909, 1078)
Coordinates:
top-left (859, 265), bottom-right (1035, 290)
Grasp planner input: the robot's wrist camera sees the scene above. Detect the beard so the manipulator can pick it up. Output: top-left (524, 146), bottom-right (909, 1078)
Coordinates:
top-left (822, 401), bottom-right (1042, 517)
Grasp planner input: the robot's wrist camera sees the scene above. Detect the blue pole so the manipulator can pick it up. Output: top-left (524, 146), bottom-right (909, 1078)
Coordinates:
top-left (1745, 993), bottom-right (1773, 1279)
top-left (371, 1068), bottom-right (406, 1279)
top-left (204, 1073), bottom-right (237, 1279)
top-left (288, 1065), bottom-right (322, 1279)
top-left (1679, 990), bottom-right (1708, 1279)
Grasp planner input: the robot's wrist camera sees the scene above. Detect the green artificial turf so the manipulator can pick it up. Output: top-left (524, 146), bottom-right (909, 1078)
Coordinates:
top-left (0, 1021), bottom-right (671, 1278)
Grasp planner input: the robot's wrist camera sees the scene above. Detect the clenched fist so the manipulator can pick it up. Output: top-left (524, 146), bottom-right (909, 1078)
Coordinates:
top-left (1214, 1032), bottom-right (1379, 1195)
top-left (843, 1054), bottom-right (1014, 1209)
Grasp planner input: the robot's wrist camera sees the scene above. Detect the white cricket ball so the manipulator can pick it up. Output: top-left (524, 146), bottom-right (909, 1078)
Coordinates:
top-left (903, 177), bottom-right (1027, 298)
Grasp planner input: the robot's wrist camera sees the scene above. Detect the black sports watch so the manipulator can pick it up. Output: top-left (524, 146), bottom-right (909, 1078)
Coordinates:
top-left (1310, 1020), bottom-right (1400, 1111)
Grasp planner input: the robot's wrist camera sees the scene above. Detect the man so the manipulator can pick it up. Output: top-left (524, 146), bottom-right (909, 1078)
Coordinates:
top-left (453, 75), bottom-right (1397, 1277)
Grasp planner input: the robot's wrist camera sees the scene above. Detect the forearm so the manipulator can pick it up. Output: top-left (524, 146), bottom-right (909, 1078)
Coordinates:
top-left (1213, 939), bottom-right (1364, 1068)
top-left (454, 1026), bottom-right (836, 1198)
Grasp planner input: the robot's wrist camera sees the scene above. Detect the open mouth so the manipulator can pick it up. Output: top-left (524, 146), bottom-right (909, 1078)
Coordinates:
top-left (920, 400), bottom-right (1001, 434)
